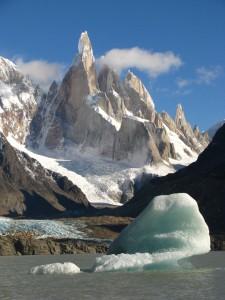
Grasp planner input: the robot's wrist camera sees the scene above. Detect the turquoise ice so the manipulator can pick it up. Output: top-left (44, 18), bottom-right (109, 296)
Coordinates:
top-left (94, 193), bottom-right (210, 272)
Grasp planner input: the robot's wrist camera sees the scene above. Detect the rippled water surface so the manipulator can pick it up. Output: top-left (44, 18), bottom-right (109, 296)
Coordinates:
top-left (0, 252), bottom-right (225, 300)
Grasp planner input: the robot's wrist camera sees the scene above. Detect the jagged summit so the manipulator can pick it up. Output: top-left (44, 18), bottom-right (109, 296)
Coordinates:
top-left (74, 31), bottom-right (95, 71)
top-left (27, 32), bottom-right (209, 166)
top-left (78, 31), bottom-right (93, 55)
top-left (175, 104), bottom-right (185, 124)
top-left (124, 70), bottom-right (155, 121)
top-left (0, 56), bottom-right (23, 84)
top-left (125, 70), bottom-right (154, 107)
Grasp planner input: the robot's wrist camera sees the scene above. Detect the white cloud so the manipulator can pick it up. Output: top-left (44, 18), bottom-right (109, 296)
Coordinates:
top-left (176, 65), bottom-right (223, 89)
top-left (176, 78), bottom-right (190, 88)
top-left (196, 66), bottom-right (222, 84)
top-left (97, 47), bottom-right (182, 77)
top-left (15, 58), bottom-right (65, 90)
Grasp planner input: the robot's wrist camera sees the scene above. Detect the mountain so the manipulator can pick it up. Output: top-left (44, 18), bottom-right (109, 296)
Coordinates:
top-left (0, 132), bottom-right (88, 217)
top-left (0, 57), bottom-right (40, 143)
top-left (207, 120), bottom-right (225, 139)
top-left (115, 124), bottom-right (225, 234)
top-left (0, 32), bottom-right (209, 207)
top-left (28, 32), bottom-right (208, 166)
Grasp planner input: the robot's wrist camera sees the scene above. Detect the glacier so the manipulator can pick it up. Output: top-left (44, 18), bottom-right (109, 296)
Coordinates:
top-left (7, 135), bottom-right (175, 206)
top-left (0, 217), bottom-right (87, 239)
top-left (94, 193), bottom-right (210, 272)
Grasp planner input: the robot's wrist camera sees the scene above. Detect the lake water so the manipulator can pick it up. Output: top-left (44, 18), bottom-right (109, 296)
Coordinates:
top-left (0, 252), bottom-right (225, 300)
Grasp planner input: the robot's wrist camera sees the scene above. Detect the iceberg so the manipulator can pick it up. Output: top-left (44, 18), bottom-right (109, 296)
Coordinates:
top-left (30, 262), bottom-right (80, 275)
top-left (94, 193), bottom-right (210, 272)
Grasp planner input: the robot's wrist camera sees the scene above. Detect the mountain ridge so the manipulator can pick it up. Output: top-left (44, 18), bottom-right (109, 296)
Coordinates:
top-left (0, 31), bottom-right (210, 207)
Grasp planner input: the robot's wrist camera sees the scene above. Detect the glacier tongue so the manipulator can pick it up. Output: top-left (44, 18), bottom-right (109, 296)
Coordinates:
top-left (94, 193), bottom-right (210, 272)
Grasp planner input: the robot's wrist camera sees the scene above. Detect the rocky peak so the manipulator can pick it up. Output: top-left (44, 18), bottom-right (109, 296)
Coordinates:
top-left (125, 71), bottom-right (155, 110)
top-left (175, 104), bottom-right (186, 127)
top-left (76, 31), bottom-right (95, 70)
top-left (175, 104), bottom-right (193, 137)
top-left (160, 111), bottom-right (177, 132)
top-left (0, 56), bottom-right (23, 84)
top-left (193, 125), bottom-right (200, 138)
top-left (0, 57), bottom-right (39, 143)
top-left (123, 70), bottom-right (155, 122)
top-left (72, 31), bottom-right (98, 95)
top-left (98, 65), bottom-right (121, 93)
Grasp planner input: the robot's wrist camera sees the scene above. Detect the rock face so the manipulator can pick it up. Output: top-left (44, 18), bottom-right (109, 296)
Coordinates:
top-left (27, 81), bottom-right (58, 148)
top-left (116, 124), bottom-right (225, 235)
top-left (174, 104), bottom-right (209, 152)
top-left (29, 32), bottom-right (208, 166)
top-left (0, 235), bottom-right (109, 256)
top-left (0, 57), bottom-right (39, 143)
top-left (0, 132), bottom-right (88, 217)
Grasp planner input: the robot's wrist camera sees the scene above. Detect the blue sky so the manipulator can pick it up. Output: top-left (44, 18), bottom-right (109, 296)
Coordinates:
top-left (0, 0), bottom-right (224, 130)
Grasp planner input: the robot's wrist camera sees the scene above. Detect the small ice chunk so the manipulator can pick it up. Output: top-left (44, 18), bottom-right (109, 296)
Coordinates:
top-left (30, 262), bottom-right (80, 275)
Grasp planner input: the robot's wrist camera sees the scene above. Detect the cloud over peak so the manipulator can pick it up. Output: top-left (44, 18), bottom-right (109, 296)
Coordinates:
top-left (97, 47), bottom-right (182, 78)
top-left (15, 58), bottom-right (65, 90)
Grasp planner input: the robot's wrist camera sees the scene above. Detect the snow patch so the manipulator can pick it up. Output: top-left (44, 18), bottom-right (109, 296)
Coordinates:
top-left (94, 105), bottom-right (121, 131)
top-left (124, 108), bottom-right (149, 123)
top-left (0, 81), bottom-right (23, 110)
top-left (163, 124), bottom-right (197, 166)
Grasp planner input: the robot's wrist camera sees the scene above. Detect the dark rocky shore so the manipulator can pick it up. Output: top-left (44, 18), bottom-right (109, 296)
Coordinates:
top-left (0, 234), bottom-right (109, 256)
top-left (0, 218), bottom-right (225, 256)
top-left (0, 231), bottom-right (224, 256)
top-left (0, 216), bottom-right (132, 256)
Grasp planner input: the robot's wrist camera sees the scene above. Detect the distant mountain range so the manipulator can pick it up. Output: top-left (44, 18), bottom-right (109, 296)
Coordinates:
top-left (0, 31), bottom-right (222, 216)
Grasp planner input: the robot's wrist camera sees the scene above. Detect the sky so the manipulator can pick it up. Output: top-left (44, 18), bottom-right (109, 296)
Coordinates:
top-left (0, 0), bottom-right (224, 130)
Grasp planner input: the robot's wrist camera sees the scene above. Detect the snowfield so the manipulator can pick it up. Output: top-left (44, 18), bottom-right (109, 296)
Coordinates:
top-left (7, 135), bottom-right (196, 207)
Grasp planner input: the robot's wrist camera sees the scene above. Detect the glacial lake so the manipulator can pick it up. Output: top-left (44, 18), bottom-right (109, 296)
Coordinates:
top-left (0, 252), bottom-right (225, 300)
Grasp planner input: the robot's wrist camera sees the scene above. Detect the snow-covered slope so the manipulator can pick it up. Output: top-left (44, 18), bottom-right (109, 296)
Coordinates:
top-left (8, 135), bottom-right (175, 206)
top-left (0, 56), bottom-right (41, 143)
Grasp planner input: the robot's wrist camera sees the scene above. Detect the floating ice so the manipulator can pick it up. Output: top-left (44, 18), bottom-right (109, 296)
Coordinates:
top-left (30, 262), bottom-right (80, 275)
top-left (94, 193), bottom-right (210, 272)
top-left (94, 251), bottom-right (192, 272)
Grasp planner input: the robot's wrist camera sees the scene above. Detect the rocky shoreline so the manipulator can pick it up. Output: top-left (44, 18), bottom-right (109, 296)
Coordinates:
top-left (0, 233), bottom-right (224, 256)
top-left (0, 233), bottom-right (109, 256)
